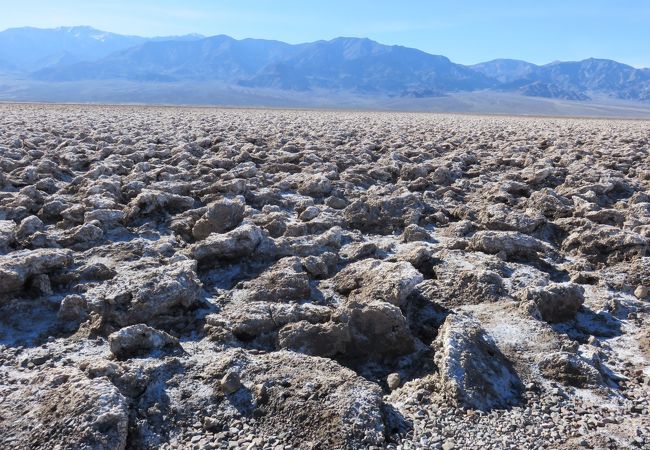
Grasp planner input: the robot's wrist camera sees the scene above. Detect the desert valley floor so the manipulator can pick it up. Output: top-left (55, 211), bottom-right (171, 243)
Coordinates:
top-left (0, 104), bottom-right (648, 449)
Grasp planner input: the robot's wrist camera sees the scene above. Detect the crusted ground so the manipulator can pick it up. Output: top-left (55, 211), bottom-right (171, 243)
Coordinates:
top-left (0, 104), bottom-right (648, 450)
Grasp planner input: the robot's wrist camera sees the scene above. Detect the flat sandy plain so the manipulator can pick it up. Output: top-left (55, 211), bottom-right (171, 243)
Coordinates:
top-left (0, 104), bottom-right (648, 449)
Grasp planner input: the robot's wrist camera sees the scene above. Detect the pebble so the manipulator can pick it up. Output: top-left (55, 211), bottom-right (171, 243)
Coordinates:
top-left (442, 440), bottom-right (456, 450)
top-left (387, 372), bottom-right (401, 390)
top-left (220, 371), bottom-right (242, 394)
top-left (634, 285), bottom-right (648, 298)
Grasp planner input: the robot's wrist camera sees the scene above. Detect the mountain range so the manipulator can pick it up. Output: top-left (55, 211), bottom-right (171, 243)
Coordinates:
top-left (1, 26), bottom-right (649, 106)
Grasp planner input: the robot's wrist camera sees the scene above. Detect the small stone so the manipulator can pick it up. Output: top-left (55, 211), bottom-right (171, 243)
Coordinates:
top-left (634, 285), bottom-right (648, 299)
top-left (432, 211), bottom-right (449, 225)
top-left (108, 324), bottom-right (180, 359)
top-left (587, 336), bottom-right (600, 347)
top-left (299, 206), bottom-right (320, 221)
top-left (402, 224), bottom-right (430, 242)
top-left (253, 383), bottom-right (268, 403)
top-left (192, 196), bottom-right (245, 240)
top-left (387, 373), bottom-right (401, 390)
top-left (325, 196), bottom-right (347, 209)
top-left (442, 440), bottom-right (456, 450)
top-left (221, 371), bottom-right (242, 394)
top-left (57, 294), bottom-right (88, 321)
top-left (16, 215), bottom-right (44, 240)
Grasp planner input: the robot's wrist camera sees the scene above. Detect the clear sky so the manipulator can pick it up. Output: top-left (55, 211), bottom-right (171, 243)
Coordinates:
top-left (2, 0), bottom-right (649, 67)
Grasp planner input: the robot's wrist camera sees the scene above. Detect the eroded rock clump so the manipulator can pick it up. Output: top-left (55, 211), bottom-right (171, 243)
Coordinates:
top-left (0, 105), bottom-right (648, 449)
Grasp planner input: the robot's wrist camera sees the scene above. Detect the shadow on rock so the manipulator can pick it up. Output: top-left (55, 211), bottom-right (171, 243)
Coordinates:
top-left (573, 307), bottom-right (623, 338)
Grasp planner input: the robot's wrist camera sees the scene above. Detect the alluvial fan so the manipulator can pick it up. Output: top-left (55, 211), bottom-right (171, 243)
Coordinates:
top-left (0, 104), bottom-right (648, 449)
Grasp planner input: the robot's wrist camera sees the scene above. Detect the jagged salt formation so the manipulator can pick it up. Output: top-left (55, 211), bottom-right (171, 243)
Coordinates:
top-left (0, 104), bottom-right (648, 450)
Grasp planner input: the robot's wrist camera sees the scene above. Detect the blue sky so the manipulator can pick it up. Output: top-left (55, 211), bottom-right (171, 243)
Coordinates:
top-left (2, 0), bottom-right (649, 67)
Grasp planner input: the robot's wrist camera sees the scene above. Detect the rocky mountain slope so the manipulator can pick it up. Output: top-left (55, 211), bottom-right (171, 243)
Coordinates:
top-left (32, 34), bottom-right (304, 83)
top-left (470, 59), bottom-right (539, 84)
top-left (1, 26), bottom-right (649, 103)
top-left (0, 104), bottom-right (648, 449)
top-left (238, 37), bottom-right (493, 94)
top-left (32, 34), bottom-right (493, 96)
top-left (0, 26), bottom-right (203, 73)
top-left (473, 58), bottom-right (650, 101)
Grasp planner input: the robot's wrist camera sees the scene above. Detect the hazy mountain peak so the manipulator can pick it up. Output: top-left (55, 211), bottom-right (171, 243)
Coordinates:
top-left (56, 25), bottom-right (101, 32)
top-left (329, 36), bottom-right (375, 44)
top-left (471, 59), bottom-right (539, 83)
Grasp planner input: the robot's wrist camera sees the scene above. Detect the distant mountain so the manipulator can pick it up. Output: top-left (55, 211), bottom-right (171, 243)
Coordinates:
top-left (0, 26), bottom-right (145, 71)
top-left (36, 35), bottom-right (493, 94)
top-left (540, 58), bottom-right (648, 91)
top-left (240, 37), bottom-right (494, 94)
top-left (1, 26), bottom-right (650, 103)
top-left (471, 59), bottom-right (539, 83)
top-left (532, 58), bottom-right (650, 100)
top-left (35, 35), bottom-right (302, 82)
top-left (0, 26), bottom-right (203, 72)
top-left (475, 58), bottom-right (650, 101)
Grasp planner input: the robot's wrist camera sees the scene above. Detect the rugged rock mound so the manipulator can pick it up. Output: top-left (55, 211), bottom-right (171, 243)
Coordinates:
top-left (335, 299), bottom-right (416, 360)
top-left (562, 224), bottom-right (647, 263)
top-left (208, 350), bottom-right (389, 449)
top-left (432, 313), bottom-right (523, 410)
top-left (0, 248), bottom-right (72, 296)
top-left (108, 324), bottom-right (181, 359)
top-left (331, 259), bottom-right (423, 307)
top-left (84, 258), bottom-right (202, 332)
top-left (519, 282), bottom-right (585, 323)
top-left (468, 230), bottom-right (549, 259)
top-left (537, 351), bottom-right (604, 387)
top-left (189, 223), bottom-right (266, 265)
top-left (119, 349), bottom-right (389, 449)
top-left (191, 196), bottom-right (246, 240)
top-left (234, 257), bottom-right (311, 303)
top-left (0, 367), bottom-right (129, 450)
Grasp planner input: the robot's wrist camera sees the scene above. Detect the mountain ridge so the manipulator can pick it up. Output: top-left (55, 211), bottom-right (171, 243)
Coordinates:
top-left (1, 26), bottom-right (649, 103)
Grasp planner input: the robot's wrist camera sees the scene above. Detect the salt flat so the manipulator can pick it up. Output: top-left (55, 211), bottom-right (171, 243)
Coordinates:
top-left (0, 104), bottom-right (648, 449)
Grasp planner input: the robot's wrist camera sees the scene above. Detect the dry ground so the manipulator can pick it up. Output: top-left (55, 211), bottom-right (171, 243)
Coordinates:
top-left (0, 104), bottom-right (648, 449)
